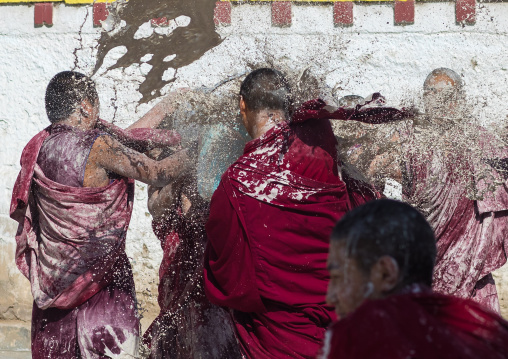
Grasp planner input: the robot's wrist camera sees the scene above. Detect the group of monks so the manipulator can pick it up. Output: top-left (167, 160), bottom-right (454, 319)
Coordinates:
top-left (9, 67), bottom-right (508, 359)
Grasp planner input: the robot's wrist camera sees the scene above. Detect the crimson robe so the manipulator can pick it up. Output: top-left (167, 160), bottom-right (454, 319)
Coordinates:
top-left (10, 121), bottom-right (179, 357)
top-left (142, 196), bottom-right (241, 358)
top-left (321, 287), bottom-right (508, 359)
top-left (402, 124), bottom-right (508, 312)
top-left (204, 98), bottom-right (405, 358)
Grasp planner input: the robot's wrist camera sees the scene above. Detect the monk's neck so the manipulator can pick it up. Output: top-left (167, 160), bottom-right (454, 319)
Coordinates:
top-left (250, 110), bottom-right (287, 139)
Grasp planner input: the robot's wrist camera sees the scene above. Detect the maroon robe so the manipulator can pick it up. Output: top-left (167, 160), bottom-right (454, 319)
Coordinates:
top-left (403, 124), bottom-right (508, 312)
top-left (204, 98), bottom-right (406, 358)
top-left (142, 191), bottom-right (241, 359)
top-left (11, 122), bottom-right (179, 358)
top-left (321, 286), bottom-right (508, 359)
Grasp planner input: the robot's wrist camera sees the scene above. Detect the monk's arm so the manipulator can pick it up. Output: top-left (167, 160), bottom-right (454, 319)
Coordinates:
top-left (127, 90), bottom-right (182, 130)
top-left (91, 135), bottom-right (190, 187)
top-left (366, 132), bottom-right (404, 183)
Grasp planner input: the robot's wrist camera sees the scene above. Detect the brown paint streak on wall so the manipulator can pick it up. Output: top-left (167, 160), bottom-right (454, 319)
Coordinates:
top-left (94, 0), bottom-right (222, 104)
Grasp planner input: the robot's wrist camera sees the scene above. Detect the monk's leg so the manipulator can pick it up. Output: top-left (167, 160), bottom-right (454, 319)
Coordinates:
top-left (31, 302), bottom-right (80, 359)
top-left (76, 259), bottom-right (140, 358)
top-left (472, 273), bottom-right (501, 313)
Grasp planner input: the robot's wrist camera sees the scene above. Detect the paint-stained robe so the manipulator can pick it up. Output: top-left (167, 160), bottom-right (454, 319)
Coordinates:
top-left (204, 97), bottom-right (406, 358)
top-left (402, 124), bottom-right (508, 313)
top-left (142, 184), bottom-right (242, 359)
top-left (11, 122), bottom-right (180, 358)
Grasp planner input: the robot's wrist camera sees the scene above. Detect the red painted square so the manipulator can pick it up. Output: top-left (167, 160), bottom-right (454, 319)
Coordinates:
top-left (456, 0), bottom-right (475, 25)
top-left (394, 0), bottom-right (414, 25)
top-left (34, 3), bottom-right (44, 26)
top-left (151, 17), bottom-right (169, 27)
top-left (93, 3), bottom-right (109, 27)
top-left (43, 3), bottom-right (53, 26)
top-left (214, 1), bottom-right (232, 26)
top-left (333, 2), bottom-right (353, 27)
top-left (272, 1), bottom-right (291, 27)
top-left (34, 3), bottom-right (52, 27)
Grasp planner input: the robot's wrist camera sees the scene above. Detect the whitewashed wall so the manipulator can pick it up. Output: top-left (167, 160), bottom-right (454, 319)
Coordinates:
top-left (1, 2), bottom-right (508, 345)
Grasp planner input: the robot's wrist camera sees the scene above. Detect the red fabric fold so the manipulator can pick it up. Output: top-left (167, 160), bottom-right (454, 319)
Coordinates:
top-left (292, 95), bottom-right (409, 125)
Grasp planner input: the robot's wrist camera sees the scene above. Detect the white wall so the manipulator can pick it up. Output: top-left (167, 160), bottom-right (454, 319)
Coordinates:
top-left (1, 2), bottom-right (507, 326)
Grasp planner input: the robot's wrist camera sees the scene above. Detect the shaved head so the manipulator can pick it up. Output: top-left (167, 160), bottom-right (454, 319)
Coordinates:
top-left (424, 68), bottom-right (463, 92)
top-left (423, 68), bottom-right (465, 120)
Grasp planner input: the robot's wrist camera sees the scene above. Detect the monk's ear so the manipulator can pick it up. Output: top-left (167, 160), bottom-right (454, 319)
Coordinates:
top-left (239, 96), bottom-right (250, 131)
top-left (239, 96), bottom-right (247, 116)
top-left (370, 255), bottom-right (400, 295)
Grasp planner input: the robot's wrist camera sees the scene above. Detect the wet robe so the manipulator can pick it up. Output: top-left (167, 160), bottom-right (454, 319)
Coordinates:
top-left (142, 188), bottom-right (242, 359)
top-left (10, 122), bottom-right (179, 358)
top-left (204, 98), bottom-right (406, 358)
top-left (403, 125), bottom-right (508, 313)
top-left (321, 287), bottom-right (508, 359)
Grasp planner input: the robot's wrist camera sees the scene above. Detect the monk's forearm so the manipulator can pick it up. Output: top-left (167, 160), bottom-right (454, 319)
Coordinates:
top-left (127, 90), bottom-right (181, 130)
top-left (150, 149), bottom-right (191, 187)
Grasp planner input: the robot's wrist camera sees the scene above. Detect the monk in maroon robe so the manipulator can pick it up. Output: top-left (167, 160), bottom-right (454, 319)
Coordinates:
top-left (354, 68), bottom-right (508, 313)
top-left (11, 71), bottom-right (188, 358)
top-left (142, 161), bottom-right (241, 358)
top-left (404, 69), bottom-right (508, 313)
top-left (204, 68), bottom-right (410, 358)
top-left (323, 199), bottom-right (508, 359)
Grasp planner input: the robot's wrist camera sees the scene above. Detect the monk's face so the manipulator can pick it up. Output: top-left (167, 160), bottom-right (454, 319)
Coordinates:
top-left (326, 241), bottom-right (373, 318)
top-left (423, 74), bottom-right (461, 121)
top-left (78, 98), bottom-right (100, 129)
top-left (327, 241), bottom-right (401, 318)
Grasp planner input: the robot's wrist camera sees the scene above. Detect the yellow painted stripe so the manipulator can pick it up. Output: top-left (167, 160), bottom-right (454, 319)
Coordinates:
top-left (0, 0), bottom-right (116, 3)
top-left (220, 0), bottom-right (395, 2)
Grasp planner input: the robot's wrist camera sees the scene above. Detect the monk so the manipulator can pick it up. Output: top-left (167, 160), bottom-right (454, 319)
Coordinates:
top-left (203, 68), bottom-right (410, 358)
top-left (142, 154), bottom-right (241, 358)
top-left (323, 199), bottom-right (508, 359)
top-left (363, 68), bottom-right (508, 312)
top-left (10, 71), bottom-right (189, 358)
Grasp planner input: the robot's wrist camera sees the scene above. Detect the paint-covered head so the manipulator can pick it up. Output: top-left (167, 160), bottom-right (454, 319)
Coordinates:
top-left (239, 68), bottom-right (293, 137)
top-left (423, 68), bottom-right (465, 121)
top-left (327, 199), bottom-right (436, 318)
top-left (240, 68), bottom-right (293, 115)
top-left (45, 71), bottom-right (99, 124)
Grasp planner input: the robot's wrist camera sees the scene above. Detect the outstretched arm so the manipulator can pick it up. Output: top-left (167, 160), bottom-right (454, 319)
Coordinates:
top-left (127, 90), bottom-right (184, 130)
top-left (88, 135), bottom-right (190, 187)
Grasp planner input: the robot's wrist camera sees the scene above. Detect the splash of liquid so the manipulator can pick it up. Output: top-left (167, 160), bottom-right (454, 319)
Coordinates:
top-left (94, 0), bottom-right (222, 104)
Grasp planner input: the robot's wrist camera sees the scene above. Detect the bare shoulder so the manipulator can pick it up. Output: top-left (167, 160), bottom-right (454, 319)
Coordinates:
top-left (83, 134), bottom-right (112, 187)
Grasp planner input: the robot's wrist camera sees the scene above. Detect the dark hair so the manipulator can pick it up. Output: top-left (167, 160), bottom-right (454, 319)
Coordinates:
top-left (45, 71), bottom-right (98, 123)
top-left (331, 199), bottom-right (436, 287)
top-left (239, 68), bottom-right (293, 117)
top-left (423, 68), bottom-right (463, 91)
